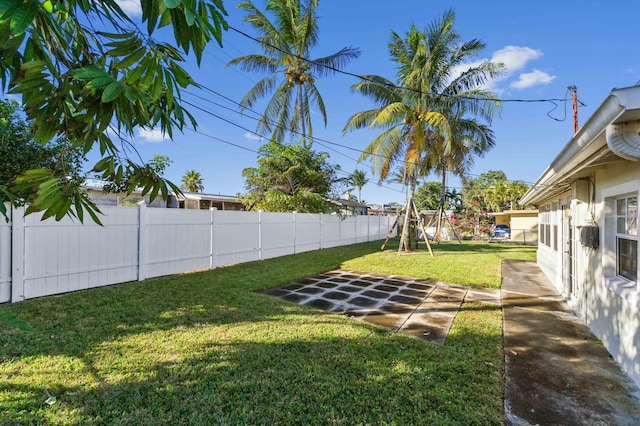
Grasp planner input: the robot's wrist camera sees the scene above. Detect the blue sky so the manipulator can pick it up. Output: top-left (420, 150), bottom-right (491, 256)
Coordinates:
top-left (107, 0), bottom-right (640, 204)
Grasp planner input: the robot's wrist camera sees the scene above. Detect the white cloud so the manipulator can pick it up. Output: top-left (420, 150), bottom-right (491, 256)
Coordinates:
top-left (138, 127), bottom-right (168, 143)
top-left (244, 132), bottom-right (263, 141)
top-left (115, 0), bottom-right (142, 17)
top-left (454, 46), bottom-right (554, 92)
top-left (510, 69), bottom-right (556, 89)
top-left (491, 46), bottom-right (542, 76)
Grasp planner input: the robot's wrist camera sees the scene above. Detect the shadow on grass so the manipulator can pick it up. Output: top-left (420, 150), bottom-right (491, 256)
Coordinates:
top-left (0, 241), bottom-right (508, 424)
top-left (1, 320), bottom-right (503, 425)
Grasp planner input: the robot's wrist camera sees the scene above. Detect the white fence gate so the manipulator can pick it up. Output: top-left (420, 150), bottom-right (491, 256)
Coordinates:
top-left (1, 205), bottom-right (394, 303)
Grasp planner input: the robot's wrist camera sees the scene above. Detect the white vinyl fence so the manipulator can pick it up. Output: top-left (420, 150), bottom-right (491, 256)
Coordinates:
top-left (0, 204), bottom-right (394, 303)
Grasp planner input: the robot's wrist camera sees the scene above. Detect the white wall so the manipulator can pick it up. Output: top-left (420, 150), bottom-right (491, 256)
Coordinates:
top-left (1, 205), bottom-right (394, 303)
top-left (535, 160), bottom-right (640, 388)
top-left (591, 162), bottom-right (640, 387)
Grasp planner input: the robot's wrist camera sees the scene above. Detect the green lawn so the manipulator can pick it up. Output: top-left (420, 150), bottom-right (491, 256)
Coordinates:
top-left (0, 240), bottom-right (535, 425)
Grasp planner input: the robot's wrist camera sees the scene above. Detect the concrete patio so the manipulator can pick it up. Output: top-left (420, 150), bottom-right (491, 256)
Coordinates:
top-left (265, 269), bottom-right (499, 344)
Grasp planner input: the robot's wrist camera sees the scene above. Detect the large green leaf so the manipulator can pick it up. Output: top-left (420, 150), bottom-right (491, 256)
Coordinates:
top-left (101, 81), bottom-right (124, 102)
top-left (9, 0), bottom-right (37, 36)
top-left (164, 0), bottom-right (181, 9)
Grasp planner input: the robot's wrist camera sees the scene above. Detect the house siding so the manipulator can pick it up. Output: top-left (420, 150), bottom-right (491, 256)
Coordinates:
top-left (591, 161), bottom-right (640, 386)
top-left (534, 160), bottom-right (640, 387)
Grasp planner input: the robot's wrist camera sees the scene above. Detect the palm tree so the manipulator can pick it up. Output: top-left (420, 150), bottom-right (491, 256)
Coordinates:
top-left (181, 170), bottom-right (204, 193)
top-left (228, 0), bottom-right (360, 145)
top-left (343, 10), bottom-right (503, 252)
top-left (347, 169), bottom-right (369, 201)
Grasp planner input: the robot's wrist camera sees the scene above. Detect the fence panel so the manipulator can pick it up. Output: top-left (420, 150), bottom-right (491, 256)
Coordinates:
top-left (21, 207), bottom-right (139, 300)
top-left (340, 217), bottom-right (357, 245)
top-left (0, 205), bottom-right (11, 303)
top-left (144, 208), bottom-right (212, 278)
top-left (261, 212), bottom-right (295, 260)
top-left (295, 213), bottom-right (322, 253)
top-left (321, 215), bottom-right (342, 248)
top-left (214, 210), bottom-right (260, 266)
top-left (355, 216), bottom-right (370, 243)
top-left (4, 203), bottom-right (397, 303)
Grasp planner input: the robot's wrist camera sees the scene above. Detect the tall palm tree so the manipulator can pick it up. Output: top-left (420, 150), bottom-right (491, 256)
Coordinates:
top-left (348, 169), bottom-right (369, 201)
top-left (181, 170), bottom-right (204, 193)
top-left (343, 10), bottom-right (503, 252)
top-left (228, 0), bottom-right (360, 145)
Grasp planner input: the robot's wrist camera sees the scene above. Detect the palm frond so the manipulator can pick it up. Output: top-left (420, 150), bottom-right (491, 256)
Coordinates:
top-left (311, 46), bottom-right (361, 78)
top-left (240, 74), bottom-right (278, 110)
top-left (226, 54), bottom-right (279, 74)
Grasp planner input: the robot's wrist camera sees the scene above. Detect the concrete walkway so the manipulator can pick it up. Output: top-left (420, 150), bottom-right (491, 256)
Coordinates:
top-left (502, 259), bottom-right (640, 425)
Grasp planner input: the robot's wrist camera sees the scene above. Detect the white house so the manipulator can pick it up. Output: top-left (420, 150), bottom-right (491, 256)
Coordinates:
top-left (520, 83), bottom-right (640, 387)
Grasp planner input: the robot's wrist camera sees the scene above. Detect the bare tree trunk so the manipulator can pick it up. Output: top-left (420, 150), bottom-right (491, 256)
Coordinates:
top-left (298, 85), bottom-right (308, 147)
top-left (398, 176), bottom-right (417, 254)
top-left (435, 169), bottom-right (447, 241)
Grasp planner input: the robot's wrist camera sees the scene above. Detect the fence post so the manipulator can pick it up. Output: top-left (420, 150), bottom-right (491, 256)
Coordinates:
top-left (319, 213), bottom-right (323, 250)
top-left (293, 211), bottom-right (297, 254)
top-left (353, 215), bottom-right (357, 243)
top-left (258, 210), bottom-right (263, 261)
top-left (137, 202), bottom-right (146, 281)
top-left (210, 208), bottom-right (217, 269)
top-left (11, 205), bottom-right (25, 303)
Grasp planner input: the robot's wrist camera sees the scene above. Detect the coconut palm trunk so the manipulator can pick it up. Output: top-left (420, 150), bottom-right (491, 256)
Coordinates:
top-left (435, 167), bottom-right (447, 241)
top-left (398, 175), bottom-right (418, 253)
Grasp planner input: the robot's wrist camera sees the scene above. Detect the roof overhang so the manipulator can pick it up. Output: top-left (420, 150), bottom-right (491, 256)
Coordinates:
top-left (177, 192), bottom-right (240, 202)
top-left (521, 85), bottom-right (640, 206)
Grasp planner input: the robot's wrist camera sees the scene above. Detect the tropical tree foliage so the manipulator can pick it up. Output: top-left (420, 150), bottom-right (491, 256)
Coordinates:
top-left (0, 0), bottom-right (228, 222)
top-left (241, 141), bottom-right (340, 212)
top-left (462, 170), bottom-right (530, 213)
top-left (102, 155), bottom-right (172, 194)
top-left (343, 10), bottom-right (503, 251)
top-left (228, 0), bottom-right (360, 145)
top-left (414, 181), bottom-right (442, 211)
top-left (0, 99), bottom-right (86, 215)
top-left (347, 169), bottom-right (369, 202)
top-left (181, 170), bottom-right (205, 193)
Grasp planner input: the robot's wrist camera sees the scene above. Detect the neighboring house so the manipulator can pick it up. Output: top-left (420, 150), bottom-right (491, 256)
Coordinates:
top-left (172, 192), bottom-right (244, 211)
top-left (84, 180), bottom-right (168, 208)
top-left (368, 203), bottom-right (401, 216)
top-left (85, 180), bottom-right (244, 211)
top-left (490, 209), bottom-right (538, 245)
top-left (520, 84), bottom-right (640, 387)
top-left (331, 198), bottom-right (369, 216)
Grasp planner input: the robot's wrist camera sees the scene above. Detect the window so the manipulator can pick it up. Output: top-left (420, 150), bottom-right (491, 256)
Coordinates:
top-left (615, 196), bottom-right (637, 282)
top-left (539, 204), bottom-right (551, 247)
top-left (552, 202), bottom-right (558, 251)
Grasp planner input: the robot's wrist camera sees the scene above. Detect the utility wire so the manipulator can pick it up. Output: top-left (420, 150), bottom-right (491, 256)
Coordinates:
top-left (229, 25), bottom-right (582, 106)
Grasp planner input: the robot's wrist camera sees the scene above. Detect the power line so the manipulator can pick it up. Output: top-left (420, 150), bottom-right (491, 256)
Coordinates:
top-left (228, 25), bottom-right (582, 106)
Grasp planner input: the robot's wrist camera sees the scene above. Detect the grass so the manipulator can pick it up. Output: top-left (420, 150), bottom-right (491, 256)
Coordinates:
top-left (343, 240), bottom-right (536, 289)
top-left (0, 240), bottom-right (535, 425)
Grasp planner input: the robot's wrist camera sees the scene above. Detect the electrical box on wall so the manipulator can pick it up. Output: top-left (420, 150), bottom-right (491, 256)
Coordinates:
top-left (580, 225), bottom-right (599, 249)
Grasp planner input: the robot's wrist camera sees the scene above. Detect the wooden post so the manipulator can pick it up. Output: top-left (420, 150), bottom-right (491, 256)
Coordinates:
top-left (412, 199), bottom-right (434, 256)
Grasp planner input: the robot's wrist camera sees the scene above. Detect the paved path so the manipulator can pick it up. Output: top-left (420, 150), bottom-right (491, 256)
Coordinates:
top-left (502, 259), bottom-right (640, 426)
